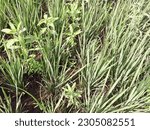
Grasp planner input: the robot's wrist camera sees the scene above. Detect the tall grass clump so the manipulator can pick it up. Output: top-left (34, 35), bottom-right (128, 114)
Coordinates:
top-left (3, 0), bottom-right (42, 33)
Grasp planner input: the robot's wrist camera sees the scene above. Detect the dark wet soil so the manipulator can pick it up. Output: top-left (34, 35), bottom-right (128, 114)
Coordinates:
top-left (21, 73), bottom-right (43, 113)
top-left (0, 72), bottom-right (44, 113)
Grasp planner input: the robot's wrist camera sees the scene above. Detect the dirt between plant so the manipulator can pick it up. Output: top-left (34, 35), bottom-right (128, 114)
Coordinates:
top-left (0, 73), bottom-right (44, 113)
top-left (21, 73), bottom-right (44, 112)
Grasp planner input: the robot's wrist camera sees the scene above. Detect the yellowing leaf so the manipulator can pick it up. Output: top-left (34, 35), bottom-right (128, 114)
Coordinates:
top-left (9, 22), bottom-right (16, 30)
top-left (1, 29), bottom-right (13, 34)
top-left (6, 39), bottom-right (19, 49)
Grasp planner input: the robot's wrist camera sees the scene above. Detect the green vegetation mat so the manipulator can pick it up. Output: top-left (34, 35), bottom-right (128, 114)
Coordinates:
top-left (0, 0), bottom-right (150, 112)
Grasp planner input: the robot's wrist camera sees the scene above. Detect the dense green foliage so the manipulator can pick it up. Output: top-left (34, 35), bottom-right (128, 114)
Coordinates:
top-left (0, 0), bottom-right (150, 112)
